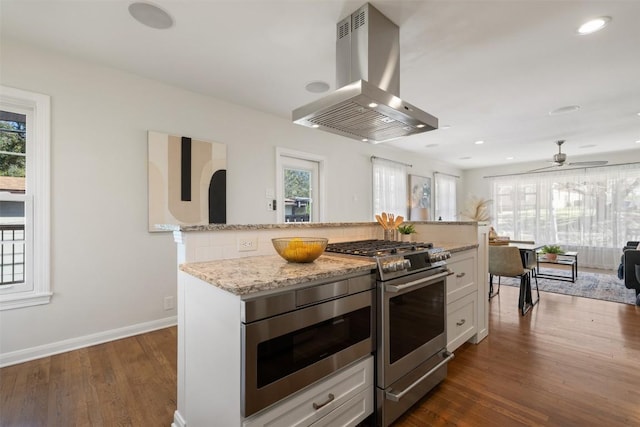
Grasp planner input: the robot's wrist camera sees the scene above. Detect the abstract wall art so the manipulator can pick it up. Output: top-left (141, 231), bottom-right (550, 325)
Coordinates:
top-left (148, 131), bottom-right (227, 231)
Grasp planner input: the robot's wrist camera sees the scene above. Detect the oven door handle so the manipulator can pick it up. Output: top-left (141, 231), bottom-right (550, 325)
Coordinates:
top-left (384, 271), bottom-right (450, 293)
top-left (385, 351), bottom-right (455, 402)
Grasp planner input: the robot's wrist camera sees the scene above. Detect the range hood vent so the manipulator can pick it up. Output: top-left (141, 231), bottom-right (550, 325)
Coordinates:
top-left (292, 3), bottom-right (438, 143)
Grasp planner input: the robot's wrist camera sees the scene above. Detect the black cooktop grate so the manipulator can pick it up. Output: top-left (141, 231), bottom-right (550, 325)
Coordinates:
top-left (325, 239), bottom-right (433, 257)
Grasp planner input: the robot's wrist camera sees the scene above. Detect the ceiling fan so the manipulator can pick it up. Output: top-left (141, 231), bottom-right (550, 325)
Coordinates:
top-left (527, 140), bottom-right (608, 172)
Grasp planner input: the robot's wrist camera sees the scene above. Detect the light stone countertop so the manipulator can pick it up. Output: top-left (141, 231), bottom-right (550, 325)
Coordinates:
top-left (437, 242), bottom-right (479, 253)
top-left (158, 220), bottom-right (478, 232)
top-left (180, 254), bottom-right (376, 296)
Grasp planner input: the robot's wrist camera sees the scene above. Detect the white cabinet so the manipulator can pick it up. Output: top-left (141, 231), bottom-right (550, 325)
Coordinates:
top-left (447, 292), bottom-right (477, 351)
top-left (243, 356), bottom-right (373, 427)
top-left (446, 250), bottom-right (478, 352)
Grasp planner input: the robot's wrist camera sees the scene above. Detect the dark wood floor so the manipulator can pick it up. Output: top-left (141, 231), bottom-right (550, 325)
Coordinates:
top-left (0, 327), bottom-right (177, 426)
top-left (1, 286), bottom-right (639, 426)
top-left (395, 286), bottom-right (640, 426)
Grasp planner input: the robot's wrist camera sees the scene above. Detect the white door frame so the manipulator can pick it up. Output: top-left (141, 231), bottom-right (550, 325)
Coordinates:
top-left (275, 147), bottom-right (326, 224)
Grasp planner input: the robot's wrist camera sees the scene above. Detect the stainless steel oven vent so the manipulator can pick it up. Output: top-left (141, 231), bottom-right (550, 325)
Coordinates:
top-left (292, 3), bottom-right (438, 143)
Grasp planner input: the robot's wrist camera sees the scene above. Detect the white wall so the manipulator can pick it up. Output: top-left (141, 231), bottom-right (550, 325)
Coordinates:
top-left (0, 39), bottom-right (461, 362)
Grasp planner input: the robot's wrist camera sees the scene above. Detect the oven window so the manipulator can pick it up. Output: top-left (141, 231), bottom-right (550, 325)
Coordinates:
top-left (389, 280), bottom-right (445, 364)
top-left (256, 306), bottom-right (370, 388)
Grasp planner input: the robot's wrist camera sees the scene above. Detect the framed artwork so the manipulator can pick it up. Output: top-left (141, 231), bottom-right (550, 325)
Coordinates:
top-left (408, 174), bottom-right (431, 220)
top-left (148, 131), bottom-right (227, 231)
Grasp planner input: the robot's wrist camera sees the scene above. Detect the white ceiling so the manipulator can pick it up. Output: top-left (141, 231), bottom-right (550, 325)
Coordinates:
top-left (2, 0), bottom-right (639, 170)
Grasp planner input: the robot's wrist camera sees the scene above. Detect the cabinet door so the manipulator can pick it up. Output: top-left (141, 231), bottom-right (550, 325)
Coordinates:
top-left (447, 292), bottom-right (477, 352)
top-left (446, 251), bottom-right (477, 303)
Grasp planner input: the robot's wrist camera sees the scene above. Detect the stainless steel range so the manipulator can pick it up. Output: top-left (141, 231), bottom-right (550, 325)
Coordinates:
top-left (325, 239), bottom-right (454, 426)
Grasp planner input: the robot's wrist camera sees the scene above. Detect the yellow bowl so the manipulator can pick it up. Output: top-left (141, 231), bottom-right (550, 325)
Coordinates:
top-left (272, 237), bottom-right (328, 263)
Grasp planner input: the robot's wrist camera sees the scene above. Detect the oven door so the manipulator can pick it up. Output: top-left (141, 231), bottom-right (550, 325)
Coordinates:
top-left (378, 269), bottom-right (449, 388)
top-left (242, 289), bottom-right (374, 417)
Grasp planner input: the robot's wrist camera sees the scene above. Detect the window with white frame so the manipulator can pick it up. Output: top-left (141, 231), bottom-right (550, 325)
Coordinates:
top-left (434, 172), bottom-right (457, 220)
top-left (372, 157), bottom-right (407, 218)
top-left (275, 148), bottom-right (325, 223)
top-left (490, 164), bottom-right (640, 269)
top-left (0, 86), bottom-right (51, 310)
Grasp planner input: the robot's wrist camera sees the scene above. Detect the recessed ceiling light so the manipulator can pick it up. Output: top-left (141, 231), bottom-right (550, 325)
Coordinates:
top-left (305, 81), bottom-right (330, 93)
top-left (368, 102), bottom-right (378, 108)
top-left (549, 105), bottom-right (581, 115)
top-left (579, 144), bottom-right (596, 148)
top-left (474, 140), bottom-right (484, 145)
top-left (425, 144), bottom-right (439, 148)
top-left (506, 156), bottom-right (514, 160)
top-left (577, 16), bottom-right (611, 35)
top-left (128, 2), bottom-right (174, 29)
top-left (440, 125), bottom-right (451, 130)
top-left (636, 140), bottom-right (640, 144)
top-left (362, 138), bottom-right (369, 142)
top-left (460, 156), bottom-right (472, 160)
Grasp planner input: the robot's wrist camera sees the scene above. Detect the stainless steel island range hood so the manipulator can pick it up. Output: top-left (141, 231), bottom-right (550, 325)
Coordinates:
top-left (292, 3), bottom-right (438, 143)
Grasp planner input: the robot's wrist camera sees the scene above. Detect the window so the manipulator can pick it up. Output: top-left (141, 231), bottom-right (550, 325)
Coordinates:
top-left (491, 164), bottom-right (640, 268)
top-left (372, 157), bottom-right (407, 218)
top-left (0, 86), bottom-right (50, 310)
top-left (434, 172), bottom-right (457, 220)
top-left (275, 148), bottom-right (325, 223)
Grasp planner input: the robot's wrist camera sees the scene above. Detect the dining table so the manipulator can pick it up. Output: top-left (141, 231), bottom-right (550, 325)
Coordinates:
top-left (490, 241), bottom-right (543, 315)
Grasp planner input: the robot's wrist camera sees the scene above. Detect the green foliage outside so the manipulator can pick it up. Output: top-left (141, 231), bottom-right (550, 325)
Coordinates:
top-left (284, 169), bottom-right (310, 199)
top-left (0, 120), bottom-right (26, 177)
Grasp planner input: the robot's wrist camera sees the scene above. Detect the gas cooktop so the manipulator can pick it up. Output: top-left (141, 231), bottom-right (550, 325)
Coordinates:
top-left (325, 239), bottom-right (434, 257)
top-left (325, 239), bottom-right (451, 281)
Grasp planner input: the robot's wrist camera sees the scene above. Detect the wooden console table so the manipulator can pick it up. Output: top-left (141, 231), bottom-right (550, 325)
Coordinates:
top-left (536, 251), bottom-right (578, 282)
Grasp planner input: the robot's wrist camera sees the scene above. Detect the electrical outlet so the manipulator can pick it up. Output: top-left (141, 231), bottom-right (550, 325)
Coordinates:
top-left (164, 296), bottom-right (174, 310)
top-left (238, 236), bottom-right (258, 252)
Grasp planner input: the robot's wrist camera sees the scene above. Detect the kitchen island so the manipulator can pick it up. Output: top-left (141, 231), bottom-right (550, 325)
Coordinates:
top-left (175, 254), bottom-right (377, 427)
top-left (170, 221), bottom-right (489, 427)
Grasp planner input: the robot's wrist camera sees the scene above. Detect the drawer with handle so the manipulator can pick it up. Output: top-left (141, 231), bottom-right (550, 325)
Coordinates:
top-left (446, 251), bottom-right (477, 302)
top-left (243, 356), bottom-right (373, 427)
top-left (446, 292), bottom-right (477, 352)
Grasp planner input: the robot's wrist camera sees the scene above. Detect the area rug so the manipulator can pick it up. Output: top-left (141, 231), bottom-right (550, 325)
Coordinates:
top-left (495, 268), bottom-right (637, 305)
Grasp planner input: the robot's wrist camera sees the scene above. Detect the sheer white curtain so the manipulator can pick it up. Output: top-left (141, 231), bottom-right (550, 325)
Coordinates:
top-left (491, 164), bottom-right (640, 269)
top-left (434, 173), bottom-right (457, 221)
top-left (372, 157), bottom-right (407, 218)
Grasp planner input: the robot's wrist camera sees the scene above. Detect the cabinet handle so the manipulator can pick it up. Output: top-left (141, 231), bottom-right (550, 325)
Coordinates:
top-left (456, 272), bottom-right (465, 278)
top-left (385, 351), bottom-right (455, 402)
top-left (312, 393), bottom-right (335, 410)
top-left (456, 319), bottom-right (466, 326)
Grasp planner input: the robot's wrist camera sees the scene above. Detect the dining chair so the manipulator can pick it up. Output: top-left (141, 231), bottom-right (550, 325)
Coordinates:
top-left (488, 245), bottom-right (539, 315)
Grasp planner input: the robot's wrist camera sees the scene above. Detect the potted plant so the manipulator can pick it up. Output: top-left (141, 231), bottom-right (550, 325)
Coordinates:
top-left (397, 223), bottom-right (416, 242)
top-left (541, 245), bottom-right (564, 261)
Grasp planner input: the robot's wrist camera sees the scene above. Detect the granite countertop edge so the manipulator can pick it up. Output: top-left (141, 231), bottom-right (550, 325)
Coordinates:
top-left (179, 242), bottom-right (478, 296)
top-left (180, 254), bottom-right (377, 296)
top-left (442, 243), bottom-right (479, 253)
top-left (157, 220), bottom-right (481, 232)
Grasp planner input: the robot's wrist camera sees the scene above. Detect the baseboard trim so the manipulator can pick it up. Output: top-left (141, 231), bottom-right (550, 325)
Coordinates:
top-left (0, 316), bottom-right (177, 368)
top-left (172, 410), bottom-right (187, 427)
